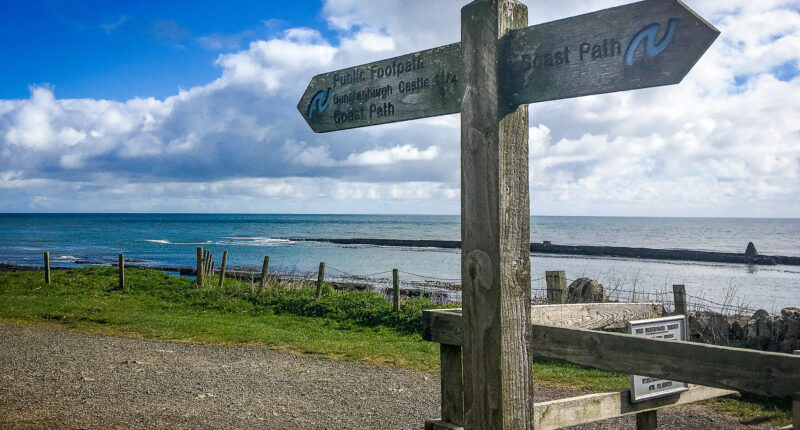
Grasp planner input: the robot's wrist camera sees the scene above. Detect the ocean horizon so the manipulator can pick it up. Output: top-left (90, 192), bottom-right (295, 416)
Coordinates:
top-left (2, 213), bottom-right (798, 313)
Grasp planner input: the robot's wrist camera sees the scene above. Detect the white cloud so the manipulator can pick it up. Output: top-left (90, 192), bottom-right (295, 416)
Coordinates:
top-left (0, 0), bottom-right (799, 216)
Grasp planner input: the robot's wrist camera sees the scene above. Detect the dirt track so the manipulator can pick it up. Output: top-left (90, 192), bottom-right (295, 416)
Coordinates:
top-left (0, 323), bottom-right (775, 429)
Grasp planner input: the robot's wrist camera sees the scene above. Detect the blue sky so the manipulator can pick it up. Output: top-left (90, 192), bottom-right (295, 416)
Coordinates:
top-left (0, 0), bottom-right (799, 216)
top-left (0, 0), bottom-right (327, 100)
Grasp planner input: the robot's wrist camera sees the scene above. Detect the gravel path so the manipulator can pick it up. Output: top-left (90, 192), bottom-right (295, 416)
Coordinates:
top-left (0, 323), bottom-right (776, 429)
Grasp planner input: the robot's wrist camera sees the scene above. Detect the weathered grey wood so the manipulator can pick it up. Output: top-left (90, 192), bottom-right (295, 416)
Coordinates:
top-left (298, 1), bottom-right (719, 134)
top-left (425, 420), bottom-right (464, 430)
top-left (636, 410), bottom-right (657, 430)
top-left (44, 251), bottom-right (50, 285)
top-left (423, 309), bottom-right (463, 346)
top-left (218, 251), bottom-right (228, 290)
top-left (441, 344), bottom-right (464, 426)
top-left (545, 271), bottom-right (567, 304)
top-left (794, 350), bottom-right (799, 430)
top-left (196, 247), bottom-right (204, 287)
top-left (532, 385), bottom-right (734, 430)
top-left (531, 302), bottom-right (661, 329)
top-left (257, 256), bottom-right (270, 294)
top-left (461, 1), bottom-right (531, 429)
top-left (505, 0), bottom-right (720, 106)
top-left (315, 262), bottom-right (325, 299)
top-left (298, 43), bottom-right (462, 133)
top-left (673, 284), bottom-right (687, 315)
top-left (532, 324), bottom-right (800, 398)
top-left (424, 304), bottom-right (660, 344)
top-left (392, 268), bottom-right (400, 312)
top-left (118, 253), bottom-right (125, 290)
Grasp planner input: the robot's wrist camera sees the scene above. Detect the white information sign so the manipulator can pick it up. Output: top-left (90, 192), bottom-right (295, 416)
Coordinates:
top-left (628, 315), bottom-right (689, 402)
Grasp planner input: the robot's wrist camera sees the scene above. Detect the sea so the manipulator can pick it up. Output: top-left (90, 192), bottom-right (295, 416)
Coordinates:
top-left (1, 214), bottom-right (798, 313)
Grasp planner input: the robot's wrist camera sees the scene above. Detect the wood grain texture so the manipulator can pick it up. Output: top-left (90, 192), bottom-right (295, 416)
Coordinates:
top-left (315, 262), bottom-right (325, 299)
top-left (424, 303), bottom-right (660, 345)
top-left (636, 410), bottom-right (657, 430)
top-left (532, 324), bottom-right (800, 398)
top-left (531, 302), bottom-right (661, 330)
top-left (44, 251), bottom-right (50, 285)
top-left (196, 247), bottom-right (204, 287)
top-left (545, 271), bottom-right (567, 304)
top-left (793, 351), bottom-right (799, 430)
top-left (298, 43), bottom-right (462, 133)
top-left (460, 1), bottom-right (531, 428)
top-left (505, 0), bottom-right (719, 105)
top-left (118, 253), bottom-right (124, 290)
top-left (218, 251), bottom-right (228, 290)
top-left (258, 256), bottom-right (270, 294)
top-left (423, 309), bottom-right (463, 346)
top-left (532, 385), bottom-right (734, 430)
top-left (672, 284), bottom-right (687, 315)
top-left (441, 344), bottom-right (464, 426)
top-left (392, 268), bottom-right (400, 312)
top-left (425, 420), bottom-right (465, 430)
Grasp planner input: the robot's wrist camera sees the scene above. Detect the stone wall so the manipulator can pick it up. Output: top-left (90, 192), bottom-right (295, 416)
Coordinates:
top-left (687, 307), bottom-right (800, 353)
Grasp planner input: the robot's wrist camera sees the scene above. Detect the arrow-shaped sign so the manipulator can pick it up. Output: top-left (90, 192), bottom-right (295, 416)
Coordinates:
top-left (298, 0), bottom-right (719, 133)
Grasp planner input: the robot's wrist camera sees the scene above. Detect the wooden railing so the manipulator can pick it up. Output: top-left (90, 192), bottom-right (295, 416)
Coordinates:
top-left (423, 303), bottom-right (800, 430)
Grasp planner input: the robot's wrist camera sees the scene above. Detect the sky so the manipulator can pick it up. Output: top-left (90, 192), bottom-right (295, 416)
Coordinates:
top-left (0, 0), bottom-right (799, 217)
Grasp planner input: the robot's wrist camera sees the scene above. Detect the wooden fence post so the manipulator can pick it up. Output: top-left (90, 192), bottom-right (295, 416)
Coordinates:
top-left (460, 0), bottom-right (532, 428)
top-left (636, 410), bottom-right (657, 430)
top-left (196, 247), bottom-right (204, 287)
top-left (673, 284), bottom-right (687, 315)
top-left (393, 268), bottom-right (400, 312)
top-left (118, 253), bottom-right (125, 290)
top-left (546, 270), bottom-right (567, 304)
top-left (794, 350), bottom-right (799, 430)
top-left (204, 250), bottom-right (212, 277)
top-left (218, 251), bottom-right (228, 290)
top-left (44, 251), bottom-right (50, 285)
top-left (315, 262), bottom-right (325, 299)
top-left (258, 256), bottom-right (270, 294)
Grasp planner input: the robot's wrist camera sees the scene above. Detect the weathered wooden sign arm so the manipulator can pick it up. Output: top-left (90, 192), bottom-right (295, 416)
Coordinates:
top-left (298, 0), bottom-right (719, 133)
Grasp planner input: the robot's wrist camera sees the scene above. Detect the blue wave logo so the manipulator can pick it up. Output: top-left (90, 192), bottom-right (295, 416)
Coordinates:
top-left (625, 18), bottom-right (678, 66)
top-left (306, 88), bottom-right (332, 119)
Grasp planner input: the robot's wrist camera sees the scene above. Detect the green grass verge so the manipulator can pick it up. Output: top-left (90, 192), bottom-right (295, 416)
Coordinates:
top-left (0, 267), bottom-right (790, 425)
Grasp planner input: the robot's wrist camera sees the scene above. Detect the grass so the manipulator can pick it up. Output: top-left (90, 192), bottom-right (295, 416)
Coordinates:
top-left (0, 267), bottom-right (791, 426)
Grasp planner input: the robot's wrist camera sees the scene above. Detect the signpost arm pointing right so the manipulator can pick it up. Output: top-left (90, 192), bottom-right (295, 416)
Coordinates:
top-left (461, 0), bottom-right (533, 429)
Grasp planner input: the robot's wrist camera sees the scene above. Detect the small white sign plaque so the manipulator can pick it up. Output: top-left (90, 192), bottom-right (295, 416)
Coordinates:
top-left (628, 315), bottom-right (689, 402)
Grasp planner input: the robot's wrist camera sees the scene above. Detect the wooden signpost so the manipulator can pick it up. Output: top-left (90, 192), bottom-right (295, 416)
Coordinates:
top-left (298, 0), bottom-right (718, 133)
top-left (297, 0), bottom-right (718, 428)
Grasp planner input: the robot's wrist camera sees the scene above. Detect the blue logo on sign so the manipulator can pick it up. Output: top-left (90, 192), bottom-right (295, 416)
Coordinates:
top-left (625, 18), bottom-right (678, 66)
top-left (307, 88), bottom-right (332, 119)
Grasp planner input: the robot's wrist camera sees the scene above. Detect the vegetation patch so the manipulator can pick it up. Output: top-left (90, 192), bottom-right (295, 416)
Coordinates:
top-left (0, 267), bottom-right (790, 426)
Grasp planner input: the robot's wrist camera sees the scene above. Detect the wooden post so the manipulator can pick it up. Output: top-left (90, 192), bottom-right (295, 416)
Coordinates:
top-left (218, 251), bottom-right (227, 290)
top-left (44, 251), bottom-right (50, 285)
top-left (393, 268), bottom-right (400, 312)
top-left (258, 256), bottom-right (270, 294)
top-left (204, 250), bottom-right (212, 277)
top-left (461, 1), bottom-right (532, 428)
top-left (441, 344), bottom-right (464, 426)
top-left (118, 253), bottom-right (125, 290)
top-left (636, 410), bottom-right (657, 429)
top-left (196, 247), bottom-right (204, 287)
top-left (794, 350), bottom-right (799, 430)
top-left (673, 284), bottom-right (687, 315)
top-left (315, 262), bottom-right (325, 299)
top-left (545, 270), bottom-right (567, 304)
